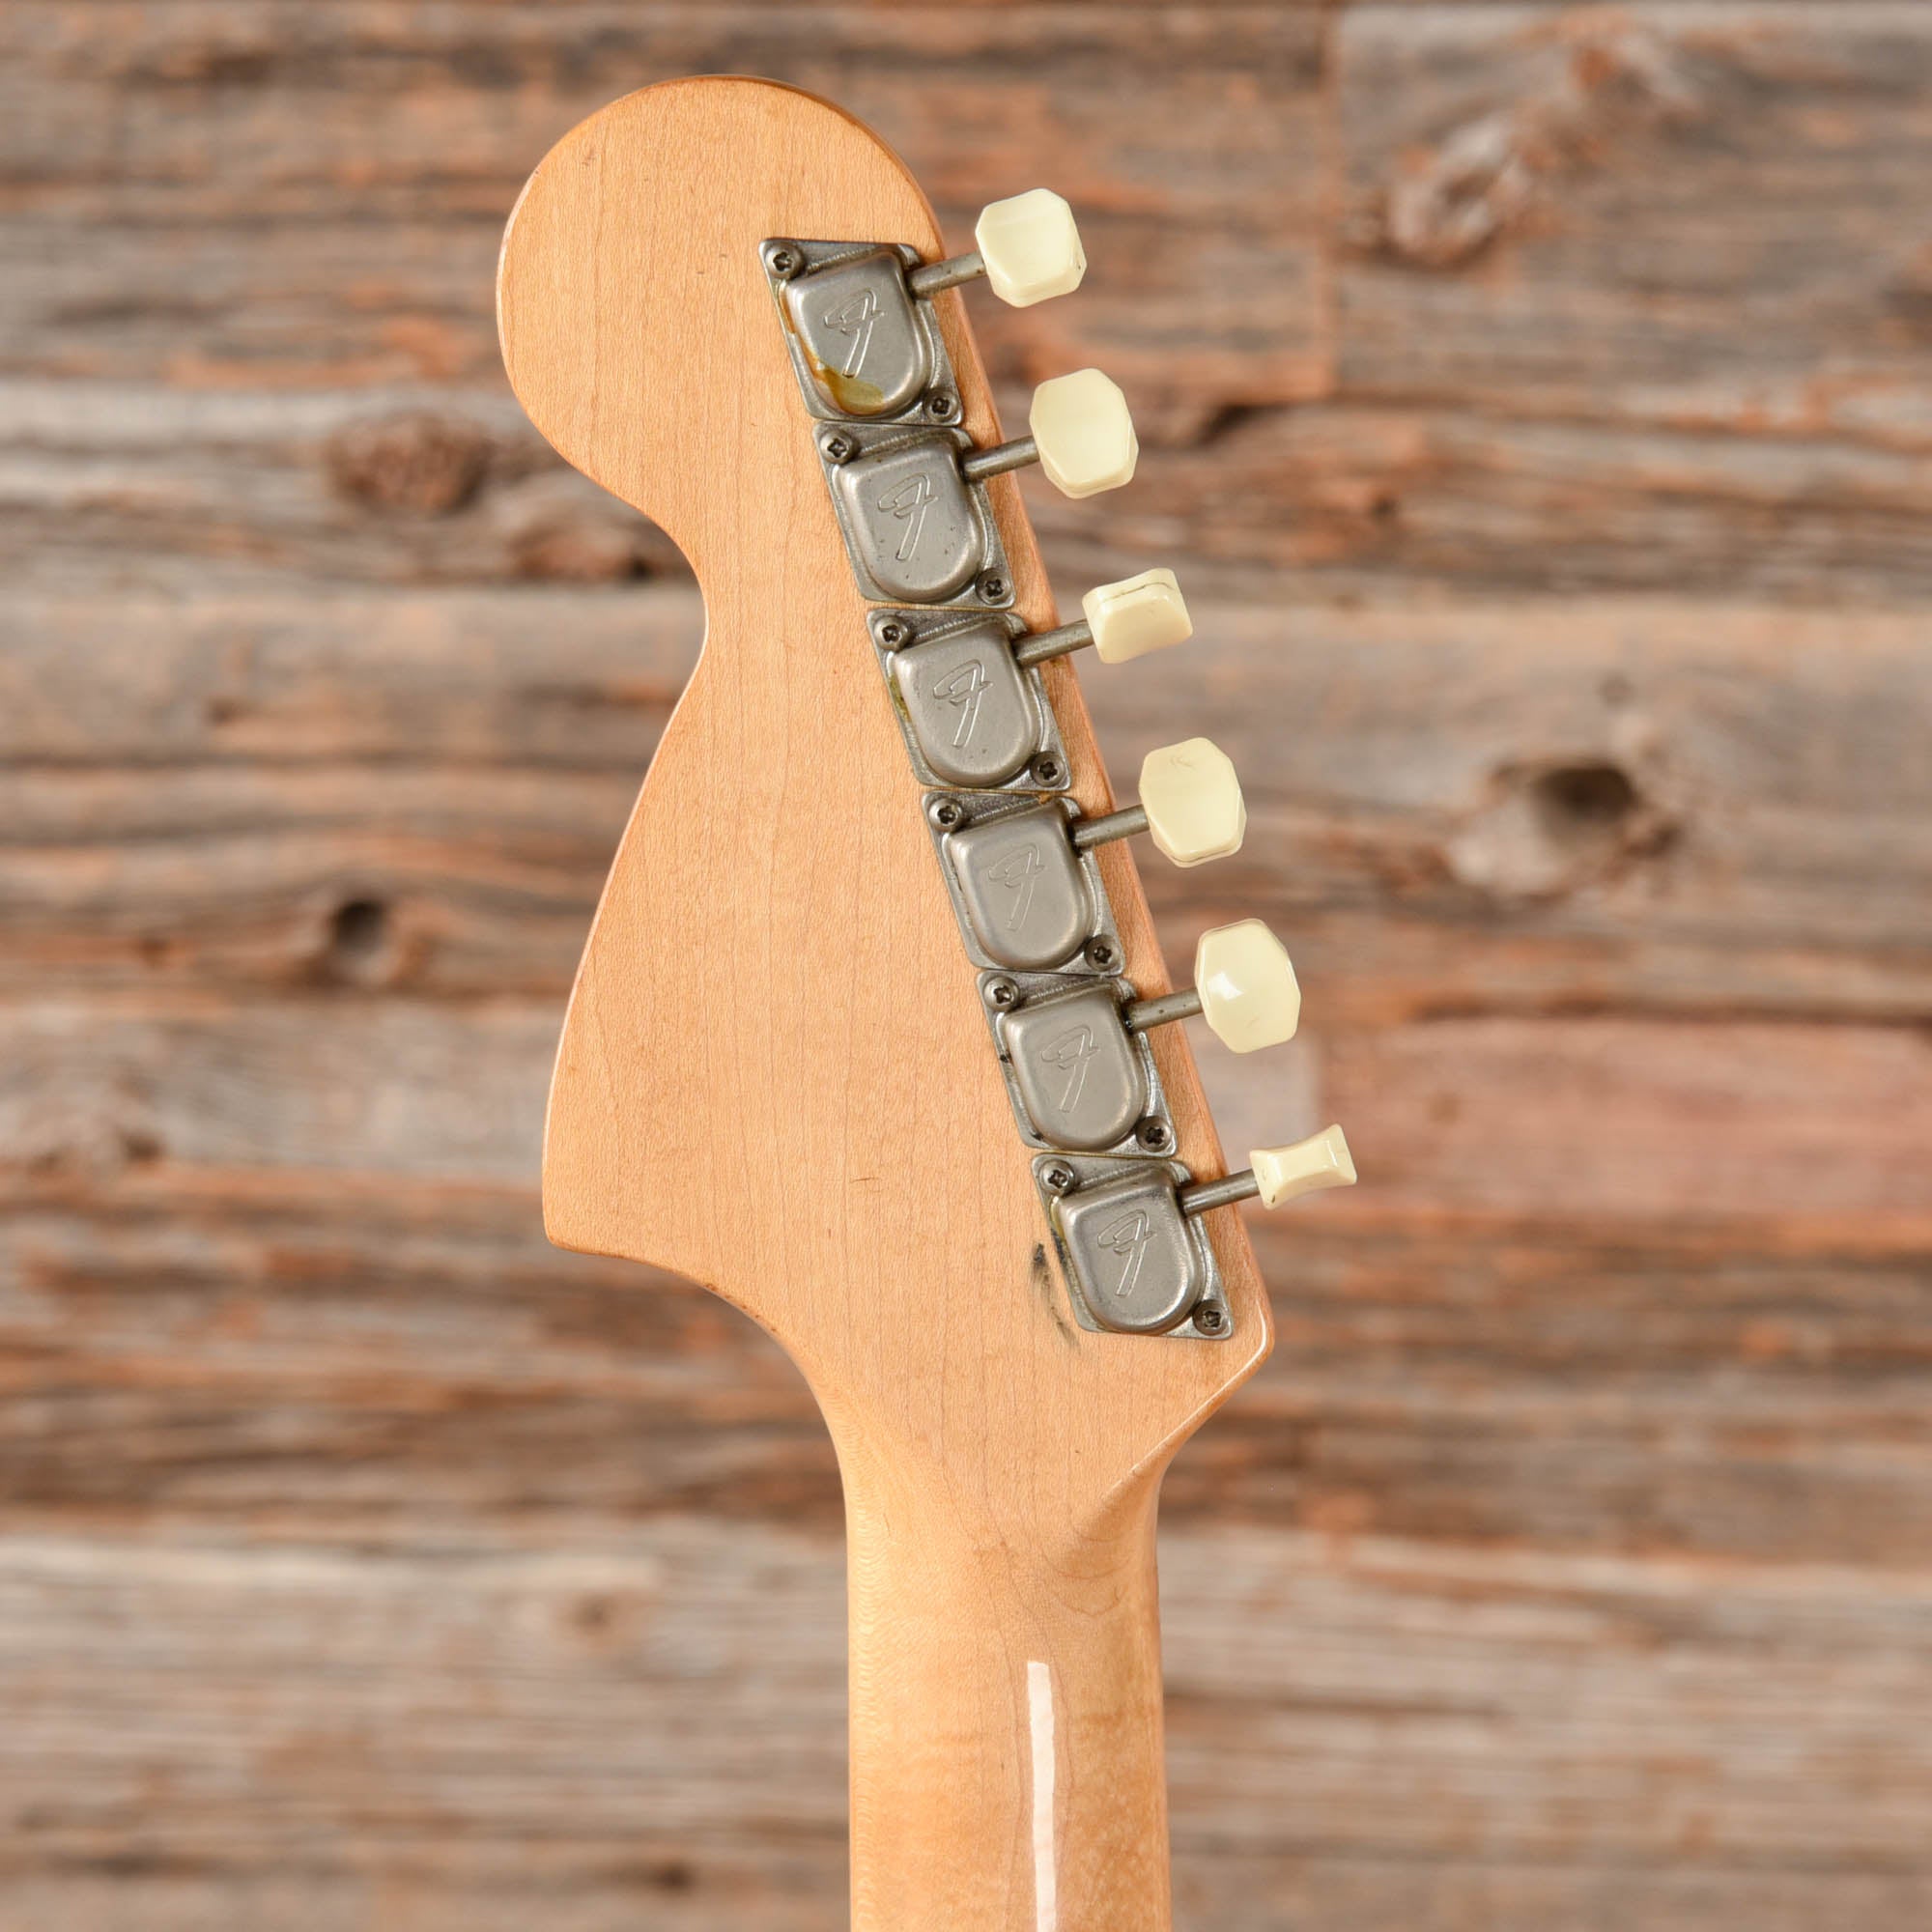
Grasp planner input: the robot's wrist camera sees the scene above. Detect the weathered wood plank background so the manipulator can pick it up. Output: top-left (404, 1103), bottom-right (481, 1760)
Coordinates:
top-left (4, 4), bottom-right (1930, 1926)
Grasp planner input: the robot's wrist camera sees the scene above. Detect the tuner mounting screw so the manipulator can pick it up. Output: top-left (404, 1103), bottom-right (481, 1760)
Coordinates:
top-left (978, 571), bottom-right (1009, 604)
top-left (1136, 1118), bottom-right (1174, 1154)
top-left (1084, 937), bottom-right (1120, 973)
top-left (823, 433), bottom-right (857, 465)
top-left (877, 618), bottom-right (911, 649)
top-left (1194, 1305), bottom-right (1228, 1336)
top-left (983, 975), bottom-right (1020, 1011)
top-left (1041, 1161), bottom-right (1077, 1196)
top-left (927, 391), bottom-right (959, 422)
top-left (1030, 753), bottom-right (1065, 788)
top-left (766, 244), bottom-right (800, 279)
top-left (928, 796), bottom-right (966, 831)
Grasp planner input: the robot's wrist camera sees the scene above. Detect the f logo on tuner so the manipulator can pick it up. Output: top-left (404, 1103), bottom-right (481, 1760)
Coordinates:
top-left (877, 469), bottom-right (935, 564)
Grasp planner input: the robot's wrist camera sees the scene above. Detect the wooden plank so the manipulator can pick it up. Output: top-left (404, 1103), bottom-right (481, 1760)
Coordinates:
top-left (3, 993), bottom-right (1924, 1226)
top-left (0, 4), bottom-right (1330, 417)
top-left (1176, 4), bottom-right (1932, 589)
top-left (10, 8), bottom-right (1932, 602)
top-left (0, 384), bottom-right (670, 596)
top-left (6, 593), bottom-right (1927, 1023)
top-left (0, 997), bottom-right (552, 1184)
top-left (1124, 599), bottom-right (1932, 1024)
top-left (2, 1522), bottom-right (1930, 1928)
top-left (1042, 397), bottom-right (1932, 599)
top-left (0, 762), bottom-right (637, 996)
top-left (13, 8), bottom-right (1932, 604)
top-left (0, 589), bottom-right (698, 766)
top-left (1, 1190), bottom-right (841, 1529)
top-left (4, 990), bottom-right (1926, 1571)
top-left (16, 374), bottom-right (1932, 599)
top-left (1319, 1015), bottom-right (1932, 1227)
top-left (9, 1862), bottom-right (1929, 1932)
top-left (1336, 5), bottom-right (1932, 432)
top-left (9, 1186), bottom-right (1932, 1566)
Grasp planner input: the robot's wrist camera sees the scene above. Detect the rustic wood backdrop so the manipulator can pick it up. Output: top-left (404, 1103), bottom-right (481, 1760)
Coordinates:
top-left (4, 4), bottom-right (1930, 1927)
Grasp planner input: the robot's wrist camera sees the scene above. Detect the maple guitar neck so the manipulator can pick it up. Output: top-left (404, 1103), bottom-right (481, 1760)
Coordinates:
top-left (838, 1428), bottom-right (1170, 1929)
top-left (499, 74), bottom-right (1353, 1932)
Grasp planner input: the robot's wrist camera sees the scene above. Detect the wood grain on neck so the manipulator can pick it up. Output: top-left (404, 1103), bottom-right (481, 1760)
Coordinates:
top-left (498, 76), bottom-right (1271, 1932)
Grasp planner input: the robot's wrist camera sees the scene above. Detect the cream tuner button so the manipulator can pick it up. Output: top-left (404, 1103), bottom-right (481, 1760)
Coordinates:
top-left (1065, 735), bottom-right (1243, 872)
top-left (1137, 737), bottom-right (1245, 867)
top-left (1251, 1127), bottom-right (1356, 1208)
top-left (1194, 920), bottom-right (1300, 1053)
top-left (975, 188), bottom-right (1087, 307)
top-left (1028, 368), bottom-right (1138, 499)
top-left (1083, 568), bottom-right (1191, 664)
top-left (1009, 567), bottom-right (1191, 673)
top-left (1175, 1124), bottom-right (1358, 1220)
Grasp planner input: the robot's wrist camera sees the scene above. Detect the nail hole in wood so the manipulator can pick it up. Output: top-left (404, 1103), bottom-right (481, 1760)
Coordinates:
top-left (1529, 759), bottom-right (1638, 833)
top-left (326, 897), bottom-right (394, 982)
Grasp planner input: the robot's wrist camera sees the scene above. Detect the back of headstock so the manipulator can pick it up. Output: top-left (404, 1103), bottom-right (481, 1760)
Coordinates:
top-left (498, 75), bottom-right (1353, 1932)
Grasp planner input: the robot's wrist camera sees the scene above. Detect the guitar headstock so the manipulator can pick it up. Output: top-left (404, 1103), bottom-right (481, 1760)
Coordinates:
top-left (497, 77), bottom-right (1353, 1516)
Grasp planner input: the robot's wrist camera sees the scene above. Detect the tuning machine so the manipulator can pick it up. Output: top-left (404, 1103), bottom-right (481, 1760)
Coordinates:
top-left (764, 190), bottom-right (1084, 422)
top-left (925, 737), bottom-right (1246, 975)
top-left (980, 919), bottom-right (1299, 1155)
top-left (1038, 1128), bottom-right (1357, 1340)
top-left (761, 193), bottom-right (1359, 1349)
top-left (915, 187), bottom-right (1087, 308)
top-left (769, 191), bottom-right (1133, 605)
top-left (811, 370), bottom-right (1135, 606)
top-left (869, 569), bottom-right (1191, 794)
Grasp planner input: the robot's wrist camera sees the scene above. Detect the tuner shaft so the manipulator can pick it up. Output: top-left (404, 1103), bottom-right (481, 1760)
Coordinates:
top-left (1010, 617), bottom-right (1092, 668)
top-left (1122, 987), bottom-right (1203, 1033)
top-left (960, 434), bottom-right (1038, 485)
top-left (906, 247), bottom-right (985, 298)
top-left (1013, 567), bottom-right (1192, 669)
top-left (1069, 803), bottom-right (1150, 851)
top-left (1177, 1170), bottom-right (1259, 1217)
top-left (1182, 1127), bottom-right (1358, 1217)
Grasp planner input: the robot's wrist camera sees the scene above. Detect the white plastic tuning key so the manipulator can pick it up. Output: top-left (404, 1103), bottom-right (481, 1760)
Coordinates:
top-left (1009, 567), bottom-right (1191, 671)
top-left (1177, 1123), bottom-right (1356, 1218)
top-left (1083, 567), bottom-right (1191, 664)
top-left (1029, 368), bottom-right (1138, 499)
top-left (1138, 736), bottom-right (1245, 867)
top-left (1251, 1126), bottom-right (1357, 1208)
top-left (1121, 917), bottom-right (1297, 1053)
top-left (976, 188), bottom-right (1087, 307)
top-left (1196, 920), bottom-right (1301, 1053)
top-left (1065, 734), bottom-right (1243, 868)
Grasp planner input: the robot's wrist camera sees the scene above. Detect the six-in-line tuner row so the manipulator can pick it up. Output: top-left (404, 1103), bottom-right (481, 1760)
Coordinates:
top-left (764, 188), bottom-right (1355, 1340)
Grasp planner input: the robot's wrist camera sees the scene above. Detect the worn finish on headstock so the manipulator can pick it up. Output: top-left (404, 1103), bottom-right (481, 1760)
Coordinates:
top-left (500, 75), bottom-right (1270, 1932)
